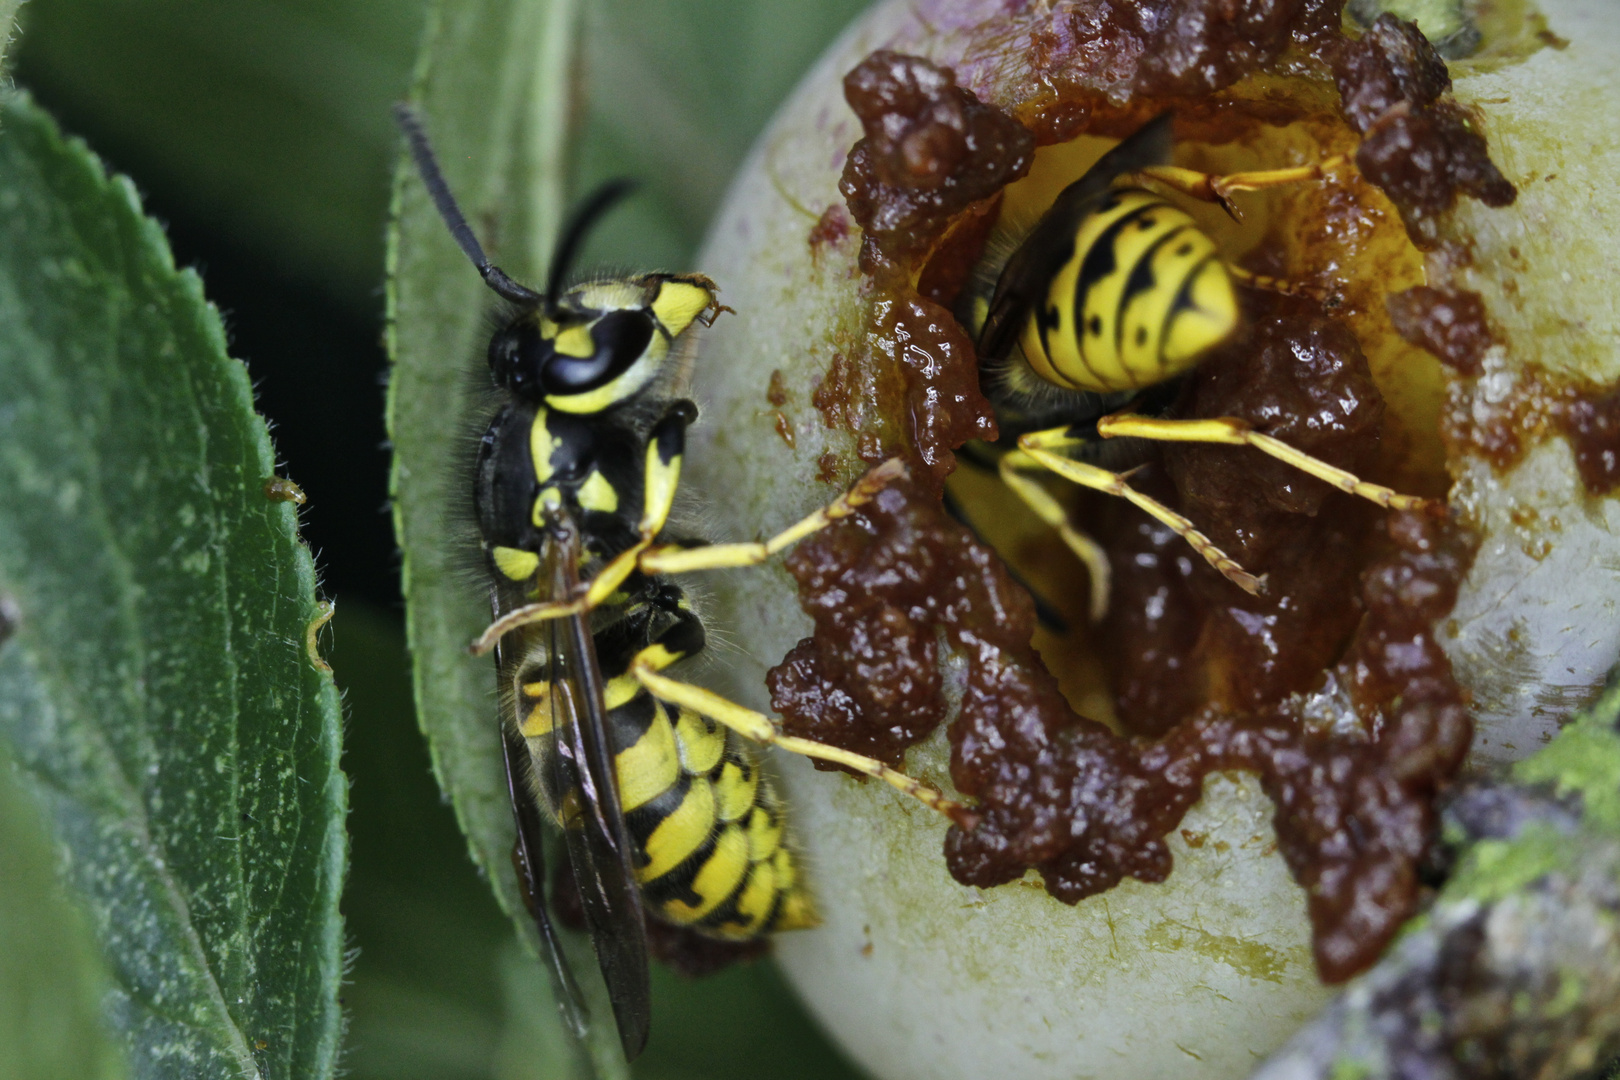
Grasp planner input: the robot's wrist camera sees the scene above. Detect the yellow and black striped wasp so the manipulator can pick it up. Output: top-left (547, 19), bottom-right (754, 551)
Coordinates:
top-left (964, 113), bottom-right (1437, 619)
top-left (395, 106), bottom-right (971, 1062)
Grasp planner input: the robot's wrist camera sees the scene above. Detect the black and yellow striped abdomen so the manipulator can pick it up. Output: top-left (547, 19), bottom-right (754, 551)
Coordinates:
top-left (1021, 188), bottom-right (1238, 395)
top-left (511, 594), bottom-right (817, 941)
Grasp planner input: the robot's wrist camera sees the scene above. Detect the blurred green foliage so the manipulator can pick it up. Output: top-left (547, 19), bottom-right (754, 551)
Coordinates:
top-left (0, 739), bottom-right (124, 1080)
top-left (4, 0), bottom-right (872, 1076)
top-left (13, 0), bottom-right (866, 313)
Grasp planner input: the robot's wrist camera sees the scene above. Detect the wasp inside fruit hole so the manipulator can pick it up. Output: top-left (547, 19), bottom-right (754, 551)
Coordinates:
top-left (957, 113), bottom-right (1443, 623)
top-left (394, 105), bottom-right (974, 1062)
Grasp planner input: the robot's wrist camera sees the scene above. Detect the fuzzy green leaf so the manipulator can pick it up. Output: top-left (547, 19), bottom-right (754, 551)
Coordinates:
top-left (0, 91), bottom-right (346, 1080)
top-left (0, 0), bottom-right (21, 75)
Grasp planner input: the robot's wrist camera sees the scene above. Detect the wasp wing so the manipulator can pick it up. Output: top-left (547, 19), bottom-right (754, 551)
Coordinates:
top-left (539, 526), bottom-right (652, 1061)
top-left (499, 715), bottom-right (589, 1040)
top-left (978, 112), bottom-right (1175, 365)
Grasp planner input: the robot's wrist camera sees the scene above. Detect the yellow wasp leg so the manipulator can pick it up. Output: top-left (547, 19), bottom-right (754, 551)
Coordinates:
top-left (1128, 156), bottom-right (1351, 220)
top-left (1017, 428), bottom-right (1265, 596)
top-left (996, 451), bottom-right (1113, 623)
top-left (638, 457), bottom-right (907, 575)
top-left (1095, 413), bottom-right (1444, 514)
top-left (469, 458), bottom-right (910, 656)
top-left (469, 539), bottom-right (656, 655)
top-left (629, 648), bottom-right (979, 829)
top-left (1223, 262), bottom-right (1331, 302)
top-left (469, 595), bottom-right (590, 655)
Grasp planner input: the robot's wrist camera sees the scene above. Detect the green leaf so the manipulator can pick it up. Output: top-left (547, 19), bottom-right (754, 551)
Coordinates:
top-left (0, 91), bottom-right (346, 1080)
top-left (0, 0), bottom-right (21, 75)
top-left (0, 737), bottom-right (127, 1080)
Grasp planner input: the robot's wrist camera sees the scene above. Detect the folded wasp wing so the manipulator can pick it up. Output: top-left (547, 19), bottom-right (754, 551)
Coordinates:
top-left (537, 523), bottom-right (652, 1060)
top-left (500, 718), bottom-right (588, 1040)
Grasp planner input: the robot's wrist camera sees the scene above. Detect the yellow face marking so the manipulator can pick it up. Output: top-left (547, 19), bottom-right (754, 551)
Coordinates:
top-left (614, 707), bottom-right (681, 812)
top-left (746, 805), bottom-right (783, 863)
top-left (545, 336), bottom-right (669, 415)
top-left (650, 280), bottom-right (714, 338)
top-left (714, 760), bottom-right (759, 824)
top-left (673, 710), bottom-right (725, 775)
top-left (517, 680), bottom-right (554, 737)
top-left (572, 280), bottom-right (644, 311)
top-left (492, 545), bottom-right (540, 582)
top-left (659, 824), bottom-right (749, 923)
top-left (639, 780), bottom-right (716, 881)
top-left (576, 470), bottom-right (620, 514)
top-left (529, 412), bottom-right (558, 484)
top-left (553, 324), bottom-right (595, 359)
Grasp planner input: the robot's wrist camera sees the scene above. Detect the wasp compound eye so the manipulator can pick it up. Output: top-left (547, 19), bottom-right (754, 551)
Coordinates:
top-left (488, 319), bottom-right (546, 397)
top-left (541, 309), bottom-right (656, 396)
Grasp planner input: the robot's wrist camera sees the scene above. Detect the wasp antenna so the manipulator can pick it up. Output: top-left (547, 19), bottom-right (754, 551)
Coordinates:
top-left (393, 102), bottom-right (542, 306)
top-left (545, 179), bottom-right (638, 312)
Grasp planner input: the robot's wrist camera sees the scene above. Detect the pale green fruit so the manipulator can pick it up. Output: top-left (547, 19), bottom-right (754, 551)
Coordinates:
top-left (683, 1), bottom-right (1620, 1077)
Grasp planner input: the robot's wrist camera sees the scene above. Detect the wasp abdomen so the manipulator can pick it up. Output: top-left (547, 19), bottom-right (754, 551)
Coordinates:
top-left (514, 594), bottom-right (817, 943)
top-left (1023, 189), bottom-right (1237, 395)
top-left (606, 617), bottom-right (816, 940)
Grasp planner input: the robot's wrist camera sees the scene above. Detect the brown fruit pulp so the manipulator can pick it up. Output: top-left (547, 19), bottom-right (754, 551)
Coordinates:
top-left (771, 7), bottom-right (1527, 983)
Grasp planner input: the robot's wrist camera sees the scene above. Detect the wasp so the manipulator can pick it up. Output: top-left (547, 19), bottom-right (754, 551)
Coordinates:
top-left (963, 113), bottom-right (1439, 620)
top-left (395, 106), bottom-right (972, 1062)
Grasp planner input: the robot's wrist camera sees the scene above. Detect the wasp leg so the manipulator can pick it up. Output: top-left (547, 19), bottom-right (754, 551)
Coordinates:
top-left (470, 595), bottom-right (588, 655)
top-left (1094, 413), bottom-right (1445, 516)
top-left (1223, 262), bottom-right (1333, 303)
top-left (1126, 156), bottom-right (1351, 220)
top-left (627, 648), bottom-right (978, 829)
top-left (995, 451), bottom-right (1113, 622)
top-left (1015, 428), bottom-right (1265, 595)
top-left (941, 484), bottom-right (1070, 634)
top-left (470, 435), bottom-right (906, 655)
top-left (639, 458), bottom-right (907, 576)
